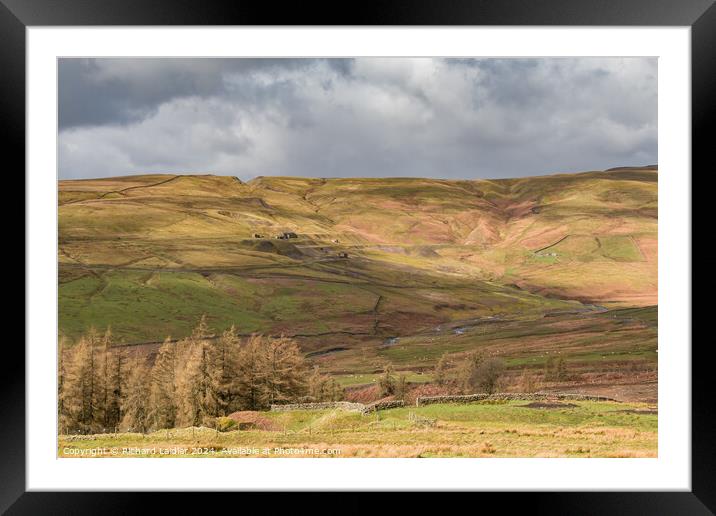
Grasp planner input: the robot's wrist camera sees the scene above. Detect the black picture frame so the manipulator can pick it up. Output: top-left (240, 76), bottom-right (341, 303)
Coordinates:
top-left (6, 0), bottom-right (713, 512)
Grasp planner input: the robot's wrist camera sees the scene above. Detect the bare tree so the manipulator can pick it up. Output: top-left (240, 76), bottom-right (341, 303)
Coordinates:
top-left (434, 353), bottom-right (450, 386)
top-left (379, 364), bottom-right (396, 397)
top-left (394, 373), bottom-right (408, 401)
top-left (471, 357), bottom-right (505, 394)
top-left (459, 352), bottom-right (505, 394)
top-left (458, 351), bottom-right (485, 393)
top-left (518, 368), bottom-right (539, 393)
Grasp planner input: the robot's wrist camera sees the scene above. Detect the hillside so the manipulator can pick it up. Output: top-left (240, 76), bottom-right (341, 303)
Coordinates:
top-left (58, 167), bottom-right (657, 399)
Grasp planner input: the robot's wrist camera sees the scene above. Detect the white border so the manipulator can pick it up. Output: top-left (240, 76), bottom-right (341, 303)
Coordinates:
top-left (27, 27), bottom-right (691, 491)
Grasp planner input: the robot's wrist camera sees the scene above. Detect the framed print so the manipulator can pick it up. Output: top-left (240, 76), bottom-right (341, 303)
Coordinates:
top-left (7, 0), bottom-right (714, 512)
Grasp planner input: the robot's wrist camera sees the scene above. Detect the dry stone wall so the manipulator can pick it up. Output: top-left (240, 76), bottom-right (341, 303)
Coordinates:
top-left (271, 400), bottom-right (406, 413)
top-left (415, 392), bottom-right (617, 406)
top-left (364, 400), bottom-right (405, 412)
top-left (270, 401), bottom-right (366, 412)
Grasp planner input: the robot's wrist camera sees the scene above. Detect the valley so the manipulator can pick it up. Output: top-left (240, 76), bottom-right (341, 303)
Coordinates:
top-left (58, 166), bottom-right (657, 403)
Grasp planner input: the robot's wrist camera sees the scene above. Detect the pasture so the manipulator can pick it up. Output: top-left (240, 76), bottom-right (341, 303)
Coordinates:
top-left (58, 400), bottom-right (657, 458)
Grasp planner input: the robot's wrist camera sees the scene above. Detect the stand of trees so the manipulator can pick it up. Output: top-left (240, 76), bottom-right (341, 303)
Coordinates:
top-left (433, 351), bottom-right (506, 395)
top-left (59, 317), bottom-right (340, 434)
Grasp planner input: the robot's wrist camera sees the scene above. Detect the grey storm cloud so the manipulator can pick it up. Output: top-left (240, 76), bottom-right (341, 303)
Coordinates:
top-left (58, 57), bottom-right (657, 180)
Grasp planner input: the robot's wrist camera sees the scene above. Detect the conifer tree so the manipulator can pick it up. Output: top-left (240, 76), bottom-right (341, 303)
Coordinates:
top-left (234, 334), bottom-right (267, 410)
top-left (308, 367), bottom-right (344, 402)
top-left (120, 357), bottom-right (151, 433)
top-left (58, 337), bottom-right (70, 434)
top-left (211, 326), bottom-right (241, 415)
top-left (106, 345), bottom-right (127, 430)
top-left (198, 339), bottom-right (220, 419)
top-left (63, 330), bottom-right (102, 432)
top-left (192, 314), bottom-right (212, 340)
top-left (98, 327), bottom-right (113, 430)
top-left (176, 338), bottom-right (217, 426)
top-left (148, 337), bottom-right (177, 430)
top-left (262, 335), bottom-right (307, 406)
top-left (174, 338), bottom-right (200, 427)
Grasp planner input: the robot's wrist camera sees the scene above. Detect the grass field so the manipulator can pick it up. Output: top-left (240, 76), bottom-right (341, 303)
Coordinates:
top-left (58, 400), bottom-right (657, 458)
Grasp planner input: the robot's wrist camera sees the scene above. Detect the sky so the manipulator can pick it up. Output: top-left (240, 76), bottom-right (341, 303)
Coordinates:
top-left (58, 57), bottom-right (657, 181)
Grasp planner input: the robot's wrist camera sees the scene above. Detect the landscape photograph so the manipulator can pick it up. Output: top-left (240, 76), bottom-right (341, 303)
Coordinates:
top-left (57, 57), bottom-right (657, 458)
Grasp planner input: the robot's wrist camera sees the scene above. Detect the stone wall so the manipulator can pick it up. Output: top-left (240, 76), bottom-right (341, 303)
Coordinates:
top-left (270, 401), bottom-right (366, 412)
top-left (270, 392), bottom-right (615, 412)
top-left (270, 399), bottom-right (407, 413)
top-left (415, 392), bottom-right (617, 406)
top-left (364, 400), bottom-right (405, 412)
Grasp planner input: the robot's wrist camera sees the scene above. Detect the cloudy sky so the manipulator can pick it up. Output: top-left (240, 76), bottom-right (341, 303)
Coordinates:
top-left (58, 57), bottom-right (657, 180)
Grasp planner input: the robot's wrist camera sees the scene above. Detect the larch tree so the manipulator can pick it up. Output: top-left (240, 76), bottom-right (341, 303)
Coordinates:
top-left (62, 330), bottom-right (103, 433)
top-left (174, 318), bottom-right (221, 427)
top-left (148, 337), bottom-right (178, 430)
top-left (262, 335), bottom-right (307, 407)
top-left (106, 345), bottom-right (127, 430)
top-left (98, 327), bottom-right (113, 430)
top-left (120, 357), bottom-right (151, 433)
top-left (197, 339), bottom-right (220, 420)
top-left (174, 338), bottom-right (200, 427)
top-left (57, 337), bottom-right (70, 434)
top-left (192, 314), bottom-right (212, 340)
top-left (210, 326), bottom-right (241, 416)
top-left (175, 340), bottom-right (212, 427)
top-left (308, 366), bottom-right (343, 402)
top-left (234, 334), bottom-right (268, 410)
